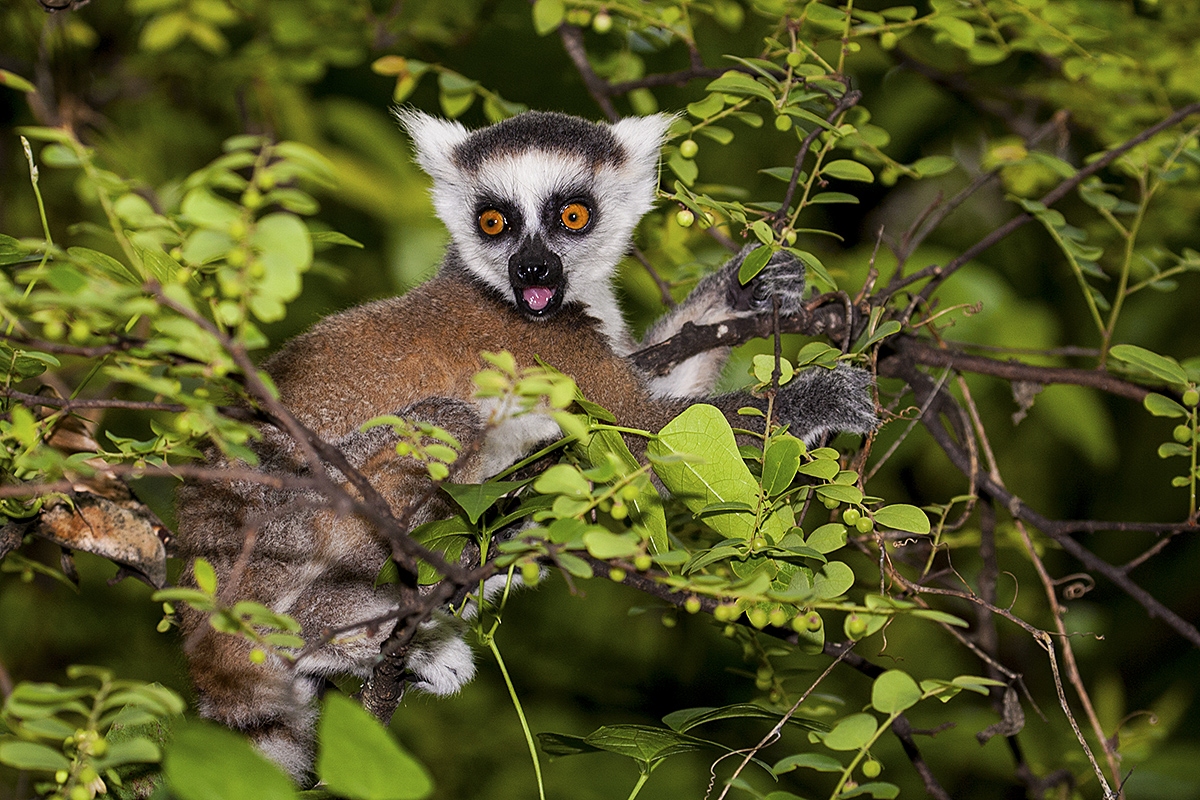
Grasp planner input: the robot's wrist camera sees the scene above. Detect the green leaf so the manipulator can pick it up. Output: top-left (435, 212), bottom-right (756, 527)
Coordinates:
top-left (808, 192), bottom-right (860, 205)
top-left (1143, 392), bottom-right (1188, 419)
top-left (872, 504), bottom-right (930, 534)
top-left (0, 69), bottom-right (36, 93)
top-left (94, 737), bottom-right (163, 769)
top-left (534, 464), bottom-right (591, 499)
top-left (822, 713), bottom-right (878, 751)
top-left (705, 72), bottom-right (776, 103)
top-left (806, 523), bottom-right (847, 554)
top-left (812, 561), bottom-right (855, 599)
top-left (165, 721), bottom-right (297, 800)
top-left (910, 155), bottom-right (957, 177)
top-left (927, 15), bottom-right (975, 49)
top-left (537, 732), bottom-right (602, 757)
top-left (181, 188), bottom-right (241, 230)
top-left (441, 480), bottom-right (524, 524)
top-left (738, 246), bottom-right (774, 284)
top-left (584, 725), bottom-right (706, 767)
top-left (316, 694), bottom-right (433, 800)
top-left (910, 609), bottom-right (969, 627)
top-left (687, 94), bottom-right (725, 119)
top-left (821, 160), bottom-right (874, 183)
top-left (871, 670), bottom-right (922, 714)
top-left (582, 529), bottom-right (641, 559)
top-left (773, 752), bottom-right (844, 773)
top-left (192, 558), bottom-right (217, 595)
top-left (649, 405), bottom-right (785, 540)
top-left (584, 429), bottom-right (668, 553)
top-left (531, 0), bottom-right (565, 35)
top-left (0, 739), bottom-right (71, 771)
top-left (1110, 344), bottom-right (1187, 387)
top-left (840, 782), bottom-right (901, 799)
top-left (815, 484), bottom-right (863, 505)
top-left (762, 435), bottom-right (803, 496)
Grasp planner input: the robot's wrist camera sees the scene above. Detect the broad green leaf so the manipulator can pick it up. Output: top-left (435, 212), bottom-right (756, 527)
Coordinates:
top-left (738, 245), bottom-right (774, 284)
top-left (584, 724), bottom-right (705, 766)
top-left (815, 484), bottom-right (863, 505)
top-left (442, 480), bottom-right (525, 524)
top-left (1110, 344), bottom-right (1187, 387)
top-left (772, 752), bottom-right (844, 773)
top-left (163, 721), bottom-right (297, 800)
top-left (649, 405), bottom-right (785, 540)
top-left (812, 561), bottom-right (855, 599)
top-left (911, 155), bottom-right (956, 177)
top-left (316, 694), bottom-right (433, 800)
top-left (181, 188), bottom-right (241, 231)
top-left (806, 523), bottom-right (847, 554)
top-left (871, 670), bottom-right (922, 714)
top-left (0, 740), bottom-right (71, 771)
top-left (705, 72), bottom-right (776, 103)
top-left (872, 504), bottom-right (930, 534)
top-left (582, 529), bottom-right (641, 559)
top-left (192, 558), bottom-right (217, 595)
top-left (821, 160), bottom-right (874, 183)
top-left (927, 15), bottom-right (975, 49)
top-left (762, 435), bottom-right (803, 496)
top-left (1143, 392), bottom-right (1188, 418)
top-left (531, 0), bottom-right (565, 35)
top-left (534, 464), bottom-right (591, 499)
top-left (94, 737), bottom-right (163, 769)
top-left (822, 713), bottom-right (878, 751)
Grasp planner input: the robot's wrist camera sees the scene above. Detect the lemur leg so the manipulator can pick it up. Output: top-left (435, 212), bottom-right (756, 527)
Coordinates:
top-left (180, 398), bottom-right (488, 782)
top-left (641, 247), bottom-right (806, 399)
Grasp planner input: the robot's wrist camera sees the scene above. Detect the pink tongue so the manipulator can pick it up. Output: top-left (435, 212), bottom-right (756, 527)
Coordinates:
top-left (522, 286), bottom-right (556, 311)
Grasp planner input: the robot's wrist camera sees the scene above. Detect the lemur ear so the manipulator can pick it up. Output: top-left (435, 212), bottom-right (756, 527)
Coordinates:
top-left (610, 114), bottom-right (675, 178)
top-left (394, 107), bottom-right (470, 183)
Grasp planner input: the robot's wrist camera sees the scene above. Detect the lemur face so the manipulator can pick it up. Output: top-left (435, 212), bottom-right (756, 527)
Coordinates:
top-left (398, 110), bottom-right (672, 321)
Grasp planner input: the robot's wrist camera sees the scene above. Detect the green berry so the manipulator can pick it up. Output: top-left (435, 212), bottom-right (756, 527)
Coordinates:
top-left (784, 229), bottom-right (797, 245)
top-left (592, 11), bottom-right (613, 33)
top-left (1183, 388), bottom-right (1199, 407)
top-left (610, 501), bottom-right (628, 520)
top-left (55, 770), bottom-right (69, 784)
top-left (1173, 424), bottom-right (1192, 444)
top-left (846, 613), bottom-right (868, 638)
top-left (714, 603), bottom-right (738, 622)
top-left (774, 115), bottom-right (793, 132)
top-left (855, 517), bottom-right (874, 534)
top-left (661, 614), bottom-right (677, 628)
top-left (842, 508), bottom-right (861, 525)
top-left (747, 608), bottom-right (769, 629)
top-left (805, 612), bottom-right (823, 632)
top-left (723, 623), bottom-right (737, 637)
top-left (768, 607), bottom-right (789, 628)
top-left (679, 139), bottom-right (699, 159)
top-left (862, 759), bottom-right (882, 778)
top-left (609, 567), bottom-right (626, 582)
top-left (822, 497), bottom-right (839, 510)
top-left (249, 647), bottom-right (266, 664)
top-left (634, 554), bottom-right (653, 571)
top-left (675, 209), bottom-right (695, 227)
top-left (521, 561), bottom-right (542, 586)
top-left (684, 596), bottom-right (702, 614)
top-left (786, 51), bottom-right (803, 67)
top-left (880, 31), bottom-right (898, 50)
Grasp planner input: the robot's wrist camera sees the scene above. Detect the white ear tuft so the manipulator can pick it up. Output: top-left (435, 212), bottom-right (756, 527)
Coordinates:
top-left (393, 107), bottom-right (470, 182)
top-left (610, 113), bottom-right (676, 174)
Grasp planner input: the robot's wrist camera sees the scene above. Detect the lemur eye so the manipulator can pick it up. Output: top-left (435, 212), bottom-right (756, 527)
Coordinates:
top-left (560, 202), bottom-right (591, 231)
top-left (479, 209), bottom-right (506, 236)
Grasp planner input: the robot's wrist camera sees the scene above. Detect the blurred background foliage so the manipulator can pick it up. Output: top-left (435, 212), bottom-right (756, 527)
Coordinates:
top-left (2, 0), bottom-right (1200, 798)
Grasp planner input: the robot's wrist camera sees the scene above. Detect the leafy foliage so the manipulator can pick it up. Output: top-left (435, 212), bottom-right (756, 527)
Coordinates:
top-left (2, 0), bottom-right (1200, 799)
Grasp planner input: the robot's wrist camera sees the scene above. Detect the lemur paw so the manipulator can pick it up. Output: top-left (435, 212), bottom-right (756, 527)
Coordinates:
top-left (774, 364), bottom-right (878, 446)
top-left (726, 246), bottom-right (806, 317)
top-left (405, 612), bottom-right (476, 696)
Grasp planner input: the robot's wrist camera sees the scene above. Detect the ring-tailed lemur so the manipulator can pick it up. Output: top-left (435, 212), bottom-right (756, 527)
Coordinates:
top-left (175, 110), bottom-right (877, 780)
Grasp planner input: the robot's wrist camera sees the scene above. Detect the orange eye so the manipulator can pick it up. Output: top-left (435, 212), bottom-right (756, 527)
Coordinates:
top-left (479, 209), bottom-right (506, 236)
top-left (560, 202), bottom-right (591, 231)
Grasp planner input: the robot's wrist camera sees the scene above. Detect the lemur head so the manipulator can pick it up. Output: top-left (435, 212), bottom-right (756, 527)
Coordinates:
top-left (397, 109), bottom-right (671, 321)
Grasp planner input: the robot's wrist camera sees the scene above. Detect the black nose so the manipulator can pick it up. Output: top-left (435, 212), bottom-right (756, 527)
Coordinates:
top-left (515, 261), bottom-right (552, 284)
top-left (508, 236), bottom-right (563, 287)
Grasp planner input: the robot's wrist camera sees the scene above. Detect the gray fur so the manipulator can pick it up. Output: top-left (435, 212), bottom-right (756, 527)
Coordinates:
top-left (450, 111), bottom-right (626, 171)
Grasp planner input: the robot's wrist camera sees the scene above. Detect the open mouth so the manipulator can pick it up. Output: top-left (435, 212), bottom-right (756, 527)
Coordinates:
top-left (515, 284), bottom-right (562, 316)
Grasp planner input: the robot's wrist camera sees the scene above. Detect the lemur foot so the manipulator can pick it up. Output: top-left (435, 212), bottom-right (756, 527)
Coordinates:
top-left (774, 364), bottom-right (878, 445)
top-left (726, 246), bottom-right (806, 317)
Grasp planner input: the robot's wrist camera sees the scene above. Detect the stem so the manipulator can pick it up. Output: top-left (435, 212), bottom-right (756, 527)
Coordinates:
top-left (485, 637), bottom-right (546, 800)
top-left (625, 770), bottom-right (652, 800)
